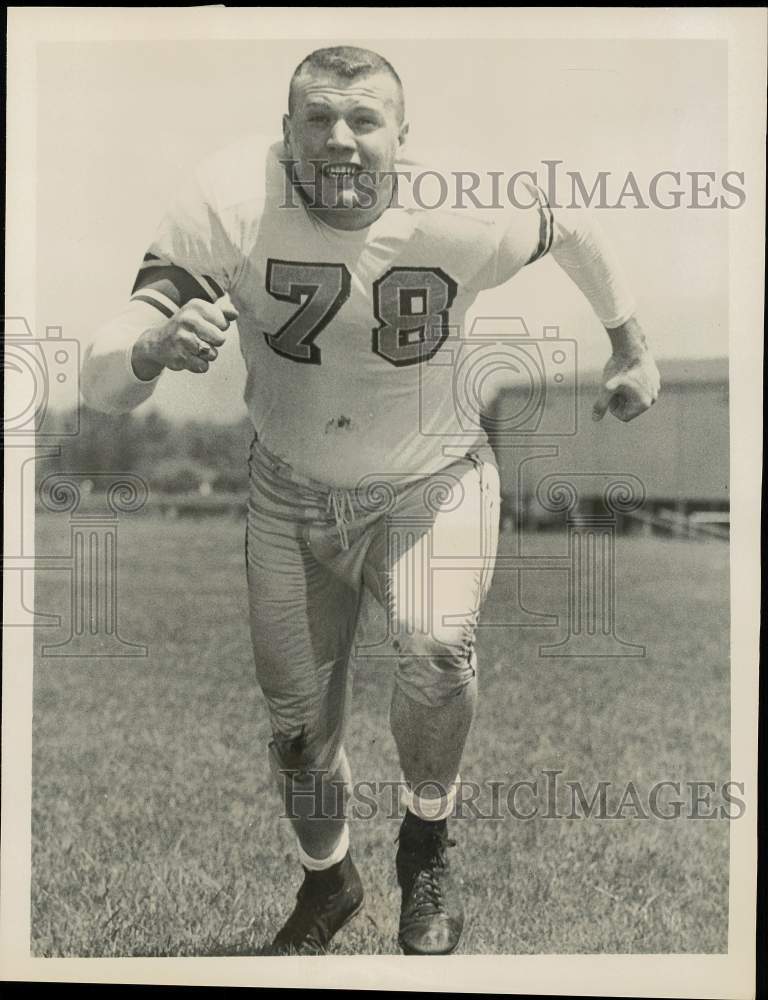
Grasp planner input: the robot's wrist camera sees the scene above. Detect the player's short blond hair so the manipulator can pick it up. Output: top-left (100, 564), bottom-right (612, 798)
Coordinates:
top-left (288, 46), bottom-right (405, 122)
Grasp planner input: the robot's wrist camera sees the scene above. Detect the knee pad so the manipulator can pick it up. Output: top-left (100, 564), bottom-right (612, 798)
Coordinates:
top-left (394, 638), bottom-right (479, 708)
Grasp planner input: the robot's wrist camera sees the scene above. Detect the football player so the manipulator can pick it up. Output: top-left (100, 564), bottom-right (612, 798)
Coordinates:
top-left (82, 46), bottom-right (660, 956)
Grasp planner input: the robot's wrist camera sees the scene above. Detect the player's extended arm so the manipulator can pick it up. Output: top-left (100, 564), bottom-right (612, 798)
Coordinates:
top-left (80, 297), bottom-right (237, 414)
top-left (548, 209), bottom-right (660, 422)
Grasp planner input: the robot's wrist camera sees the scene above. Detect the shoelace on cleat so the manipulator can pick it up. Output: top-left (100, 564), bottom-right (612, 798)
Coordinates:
top-left (400, 836), bottom-right (457, 917)
top-left (408, 866), bottom-right (444, 917)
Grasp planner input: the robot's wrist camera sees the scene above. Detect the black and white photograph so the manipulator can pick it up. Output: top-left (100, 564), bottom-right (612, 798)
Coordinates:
top-left (2, 7), bottom-right (763, 995)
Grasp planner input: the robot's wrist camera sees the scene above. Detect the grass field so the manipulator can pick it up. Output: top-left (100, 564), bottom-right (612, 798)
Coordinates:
top-left (31, 511), bottom-right (730, 956)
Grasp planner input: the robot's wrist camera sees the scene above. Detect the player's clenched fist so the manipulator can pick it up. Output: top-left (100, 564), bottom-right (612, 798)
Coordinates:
top-left (592, 318), bottom-right (661, 423)
top-left (132, 298), bottom-right (238, 380)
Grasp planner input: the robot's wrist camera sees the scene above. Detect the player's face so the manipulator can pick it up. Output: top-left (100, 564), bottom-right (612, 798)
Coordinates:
top-left (283, 70), bottom-right (408, 227)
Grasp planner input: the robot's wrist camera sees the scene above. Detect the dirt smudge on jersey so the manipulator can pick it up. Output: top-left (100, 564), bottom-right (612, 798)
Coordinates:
top-left (325, 415), bottom-right (353, 433)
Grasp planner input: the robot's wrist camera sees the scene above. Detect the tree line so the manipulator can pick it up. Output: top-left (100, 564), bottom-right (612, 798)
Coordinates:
top-left (39, 407), bottom-right (255, 494)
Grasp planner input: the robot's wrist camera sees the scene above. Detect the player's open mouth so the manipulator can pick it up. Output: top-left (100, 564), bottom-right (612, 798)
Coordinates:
top-left (322, 164), bottom-right (363, 178)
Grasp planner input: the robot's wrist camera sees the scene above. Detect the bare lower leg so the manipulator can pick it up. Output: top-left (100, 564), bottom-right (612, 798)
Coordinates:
top-left (270, 745), bottom-right (352, 861)
top-left (390, 676), bottom-right (477, 797)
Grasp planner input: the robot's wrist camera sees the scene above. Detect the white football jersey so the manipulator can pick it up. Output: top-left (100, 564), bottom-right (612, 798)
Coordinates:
top-left (130, 135), bottom-right (557, 487)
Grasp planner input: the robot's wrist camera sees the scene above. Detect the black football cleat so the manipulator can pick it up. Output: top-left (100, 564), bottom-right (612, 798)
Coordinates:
top-left (270, 852), bottom-right (364, 955)
top-left (396, 812), bottom-right (464, 955)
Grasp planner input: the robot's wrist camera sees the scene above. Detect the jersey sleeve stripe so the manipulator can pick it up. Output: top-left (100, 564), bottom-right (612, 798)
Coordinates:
top-left (131, 253), bottom-right (220, 306)
top-left (202, 273), bottom-right (225, 299)
top-left (527, 186), bottom-right (554, 264)
top-left (129, 288), bottom-right (176, 318)
top-left (543, 195), bottom-right (554, 255)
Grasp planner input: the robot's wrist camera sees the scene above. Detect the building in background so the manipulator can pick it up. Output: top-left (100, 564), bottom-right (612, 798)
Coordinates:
top-left (483, 357), bottom-right (729, 538)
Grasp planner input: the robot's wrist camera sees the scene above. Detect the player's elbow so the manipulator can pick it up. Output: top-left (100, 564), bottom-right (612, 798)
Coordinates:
top-left (79, 338), bottom-right (156, 415)
top-left (79, 383), bottom-right (135, 416)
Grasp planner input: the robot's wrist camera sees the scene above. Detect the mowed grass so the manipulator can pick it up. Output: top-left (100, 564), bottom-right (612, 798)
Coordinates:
top-left (32, 511), bottom-right (730, 956)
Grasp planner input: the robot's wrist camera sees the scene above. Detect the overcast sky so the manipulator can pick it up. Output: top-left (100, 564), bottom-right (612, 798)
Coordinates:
top-left (36, 38), bottom-right (730, 421)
